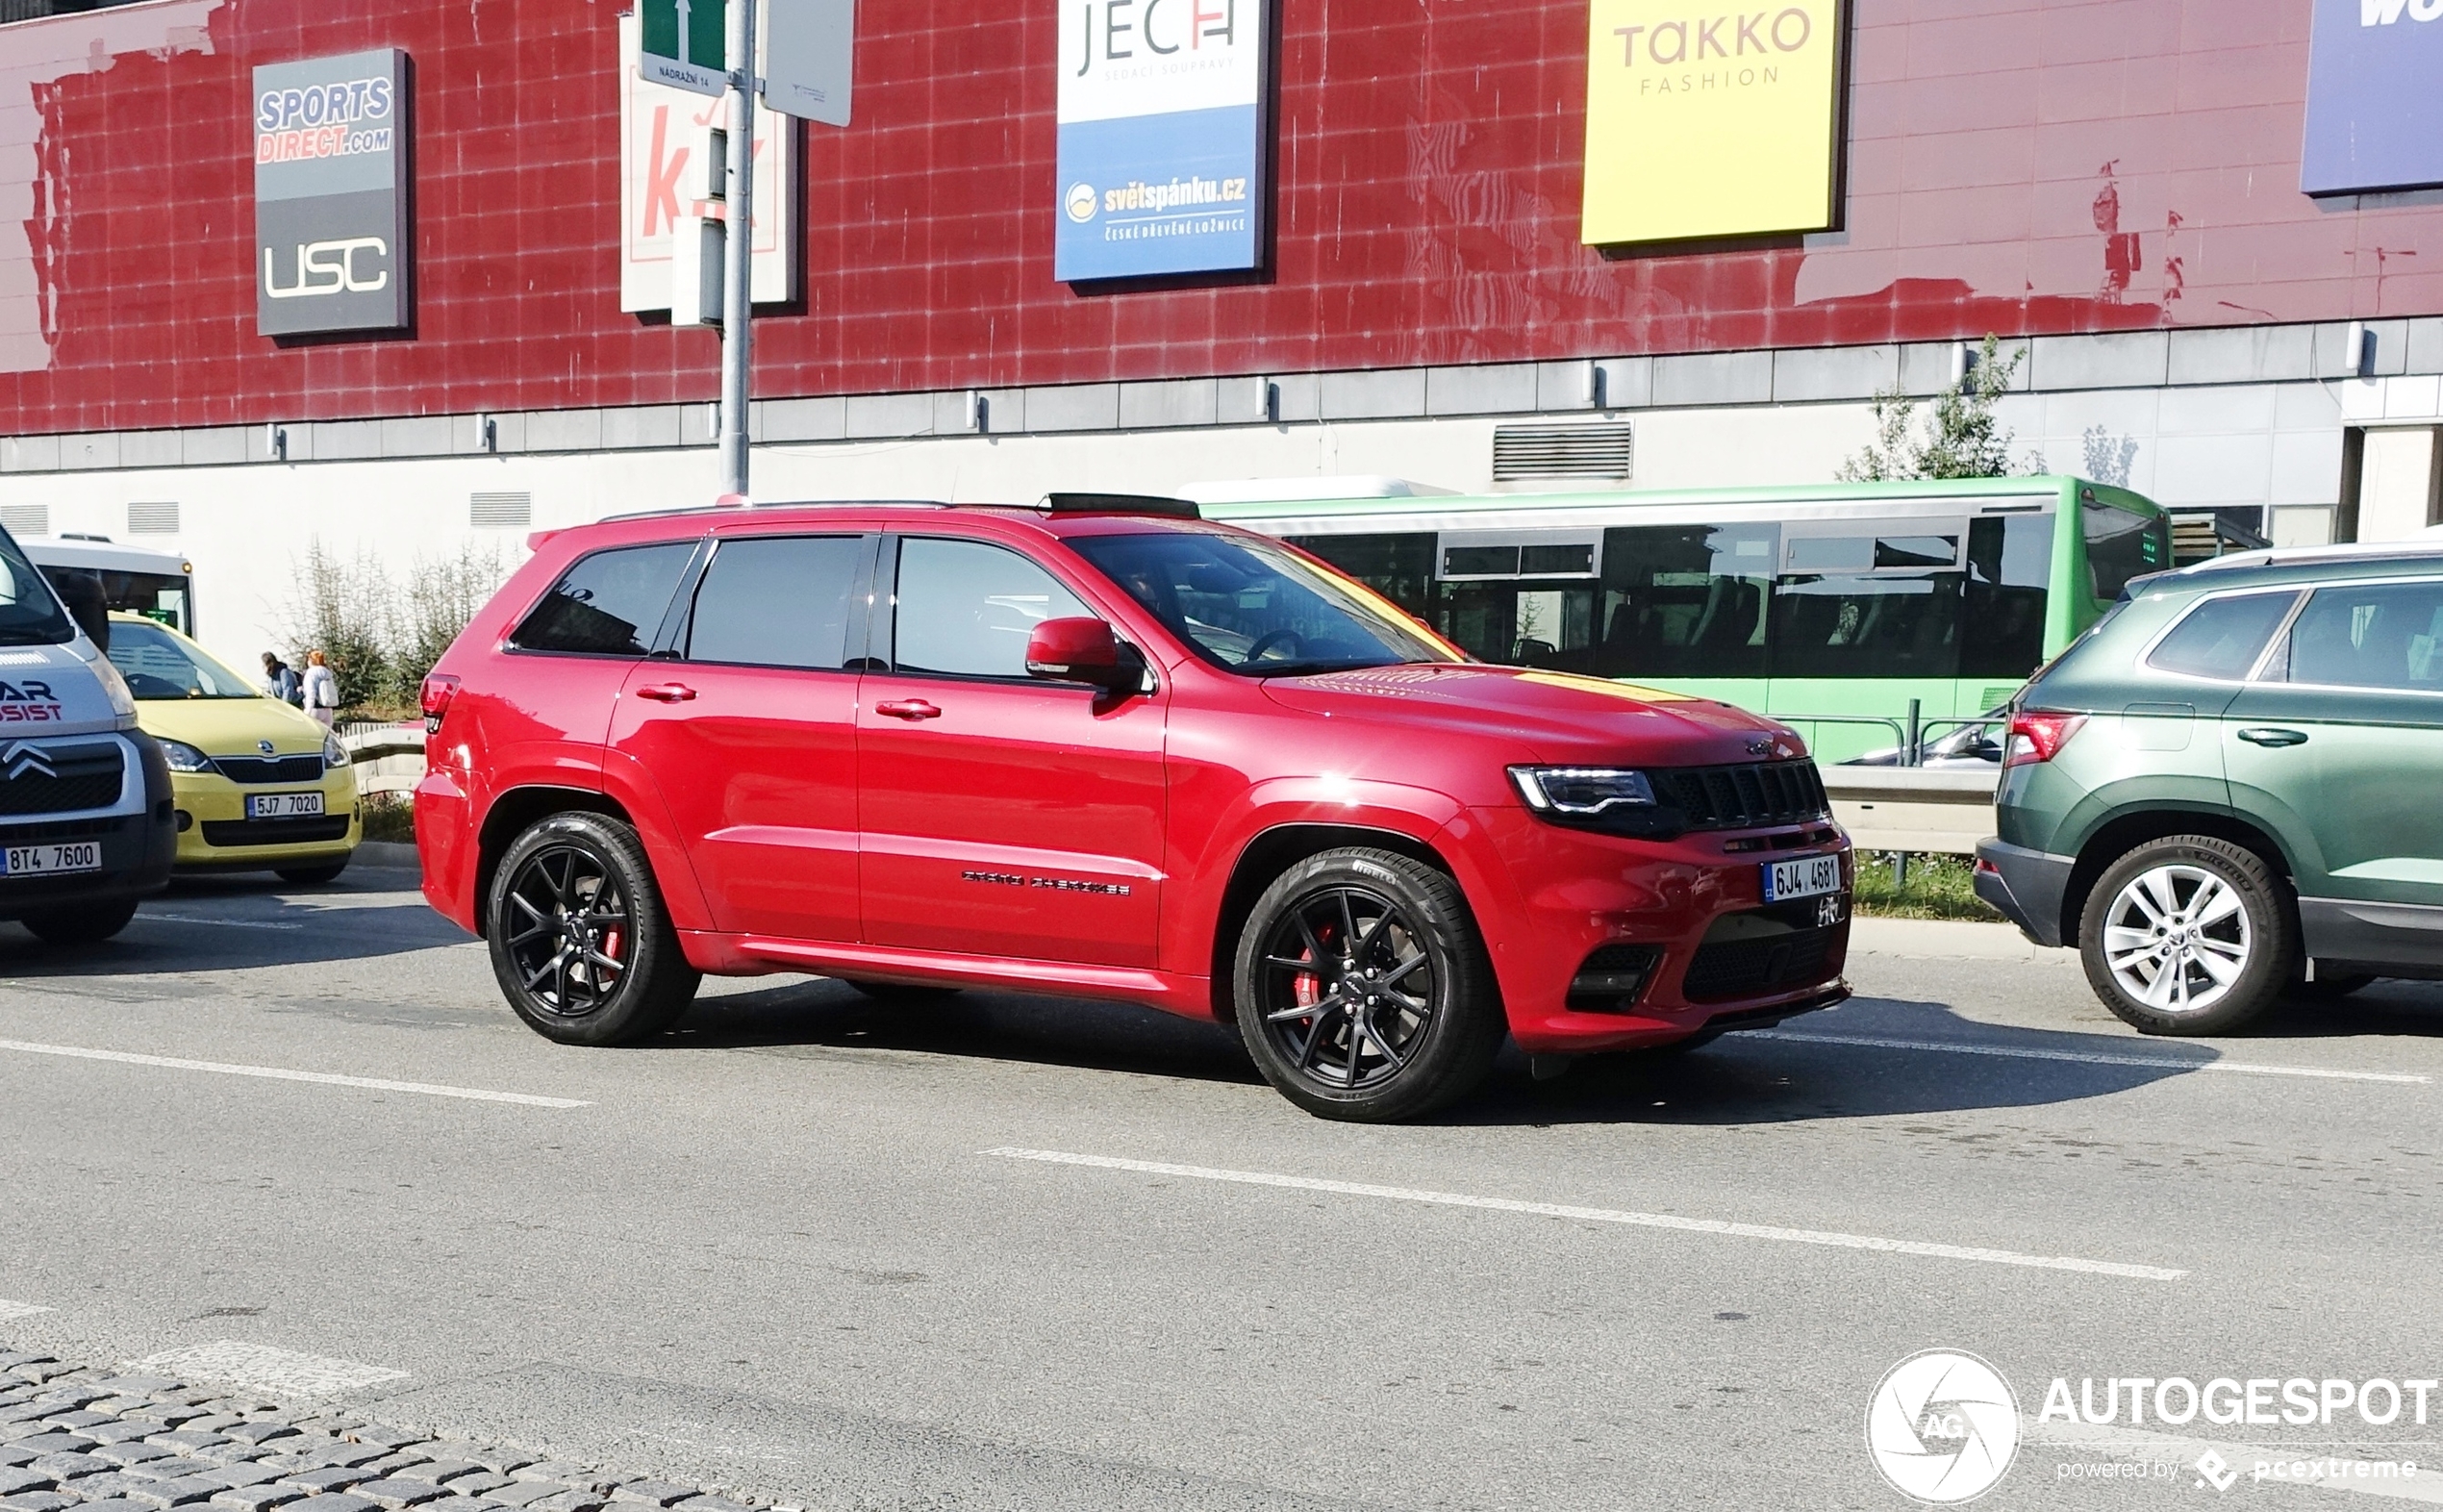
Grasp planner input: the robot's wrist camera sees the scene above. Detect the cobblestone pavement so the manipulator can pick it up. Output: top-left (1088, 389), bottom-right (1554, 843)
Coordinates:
top-left (0, 1350), bottom-right (789, 1512)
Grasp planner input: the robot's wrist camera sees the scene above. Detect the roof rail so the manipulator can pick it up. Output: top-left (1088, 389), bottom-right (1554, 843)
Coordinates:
top-left (595, 498), bottom-right (953, 525)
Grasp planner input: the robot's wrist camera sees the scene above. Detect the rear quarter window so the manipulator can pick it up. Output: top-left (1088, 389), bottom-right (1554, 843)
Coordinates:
top-left (511, 542), bottom-right (696, 656)
top-left (2145, 592), bottom-right (2299, 681)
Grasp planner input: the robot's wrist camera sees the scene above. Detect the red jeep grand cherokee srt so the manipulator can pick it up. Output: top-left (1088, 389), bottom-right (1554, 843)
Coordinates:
top-left (417, 496), bottom-right (1851, 1121)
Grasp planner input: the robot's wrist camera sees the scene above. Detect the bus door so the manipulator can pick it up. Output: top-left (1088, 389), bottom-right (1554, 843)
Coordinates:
top-left (1431, 534), bottom-right (1603, 671)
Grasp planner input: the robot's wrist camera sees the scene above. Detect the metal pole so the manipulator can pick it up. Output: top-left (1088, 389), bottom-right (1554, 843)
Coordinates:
top-left (718, 0), bottom-right (757, 497)
top-left (1903, 696), bottom-right (1923, 768)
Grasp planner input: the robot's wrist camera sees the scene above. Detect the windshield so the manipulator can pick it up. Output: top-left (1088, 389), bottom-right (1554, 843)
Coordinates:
top-left (0, 527), bottom-right (76, 646)
top-left (1069, 531), bottom-right (1462, 676)
top-left (107, 619), bottom-right (262, 699)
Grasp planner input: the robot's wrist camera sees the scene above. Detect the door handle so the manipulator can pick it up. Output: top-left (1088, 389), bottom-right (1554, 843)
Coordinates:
top-left (634, 683), bottom-right (697, 703)
top-left (2236, 726), bottom-right (2308, 747)
top-left (875, 698), bottom-right (943, 721)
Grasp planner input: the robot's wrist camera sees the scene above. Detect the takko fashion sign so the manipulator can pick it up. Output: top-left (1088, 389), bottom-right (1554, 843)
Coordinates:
top-left (252, 49), bottom-right (411, 337)
top-left (1053, 0), bottom-right (1269, 281)
top-left (1579, 1), bottom-right (1845, 246)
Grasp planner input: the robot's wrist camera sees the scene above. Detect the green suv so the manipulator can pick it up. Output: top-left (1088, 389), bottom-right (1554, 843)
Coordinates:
top-left (1976, 540), bottom-right (2443, 1034)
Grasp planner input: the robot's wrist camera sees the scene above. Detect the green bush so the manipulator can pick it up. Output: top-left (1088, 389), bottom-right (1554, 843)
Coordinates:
top-left (282, 539), bottom-right (512, 718)
top-left (1851, 852), bottom-right (2003, 921)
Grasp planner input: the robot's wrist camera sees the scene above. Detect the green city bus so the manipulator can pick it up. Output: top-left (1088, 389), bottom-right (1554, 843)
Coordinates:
top-left (1201, 476), bottom-right (2172, 764)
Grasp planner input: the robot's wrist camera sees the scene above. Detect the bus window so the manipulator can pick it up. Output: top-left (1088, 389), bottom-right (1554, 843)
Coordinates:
top-left (1960, 514), bottom-right (2055, 680)
top-left (1435, 579), bottom-right (1599, 668)
top-left (2082, 498), bottom-right (2170, 602)
top-left (1590, 524), bottom-right (1774, 679)
top-left (1283, 533), bottom-right (1436, 617)
top-left (1772, 572), bottom-right (1962, 679)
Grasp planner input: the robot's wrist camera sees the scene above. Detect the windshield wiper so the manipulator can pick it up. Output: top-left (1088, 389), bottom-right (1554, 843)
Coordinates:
top-left (1241, 658), bottom-right (1400, 678)
top-left (0, 628), bottom-right (70, 646)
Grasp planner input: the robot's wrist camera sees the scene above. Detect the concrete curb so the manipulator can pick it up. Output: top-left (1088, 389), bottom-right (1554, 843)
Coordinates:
top-left (353, 841), bottom-right (419, 870)
top-left (1850, 915), bottom-right (2074, 963)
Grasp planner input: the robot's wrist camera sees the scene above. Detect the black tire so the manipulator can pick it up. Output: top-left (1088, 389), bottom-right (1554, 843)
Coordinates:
top-left (19, 897), bottom-right (140, 945)
top-left (277, 861), bottom-right (350, 886)
top-left (2292, 965), bottom-right (2379, 1001)
top-left (1232, 847), bottom-right (1504, 1122)
top-left (841, 979), bottom-right (963, 1005)
top-left (2079, 835), bottom-right (2297, 1036)
top-left (486, 812), bottom-right (699, 1046)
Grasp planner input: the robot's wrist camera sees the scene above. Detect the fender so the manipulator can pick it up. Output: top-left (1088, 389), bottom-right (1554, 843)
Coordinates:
top-left (596, 743), bottom-right (718, 934)
top-left (1161, 775), bottom-right (1467, 976)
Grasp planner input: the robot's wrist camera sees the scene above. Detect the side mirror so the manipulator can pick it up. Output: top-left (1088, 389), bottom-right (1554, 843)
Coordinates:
top-left (1025, 617), bottom-right (1141, 694)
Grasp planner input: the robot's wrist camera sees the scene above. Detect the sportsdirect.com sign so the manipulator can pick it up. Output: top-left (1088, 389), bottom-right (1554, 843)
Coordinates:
top-left (1580, 0), bottom-right (1845, 246)
top-left (253, 49), bottom-right (410, 337)
top-left (2302, 0), bottom-right (2443, 195)
top-left (1054, 0), bottom-right (1268, 282)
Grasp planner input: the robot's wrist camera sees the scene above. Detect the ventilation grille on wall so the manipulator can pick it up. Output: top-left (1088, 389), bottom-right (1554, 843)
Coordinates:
top-left (0, 504), bottom-right (50, 539)
top-left (471, 491), bottom-right (534, 530)
top-left (127, 501), bottom-right (180, 535)
top-left (1492, 423), bottom-right (1634, 482)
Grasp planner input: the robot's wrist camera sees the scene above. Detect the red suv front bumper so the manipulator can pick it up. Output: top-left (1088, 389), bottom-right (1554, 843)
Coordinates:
top-left (1443, 806), bottom-right (1851, 1055)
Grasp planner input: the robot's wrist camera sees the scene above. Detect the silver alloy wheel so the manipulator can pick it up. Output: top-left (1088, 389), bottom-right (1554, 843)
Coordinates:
top-left (2100, 863), bottom-right (2253, 1015)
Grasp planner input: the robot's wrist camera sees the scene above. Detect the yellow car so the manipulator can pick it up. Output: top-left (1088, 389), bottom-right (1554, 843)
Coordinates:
top-left (102, 614), bottom-right (361, 882)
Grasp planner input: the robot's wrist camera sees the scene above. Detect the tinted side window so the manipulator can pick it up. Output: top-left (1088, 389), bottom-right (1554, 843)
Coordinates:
top-left (2147, 592), bottom-right (2297, 680)
top-left (512, 542), bottom-right (696, 656)
top-left (1590, 524), bottom-right (1775, 679)
top-left (2083, 501), bottom-right (2169, 602)
top-left (686, 536), bottom-right (866, 670)
top-left (1283, 533), bottom-right (1435, 617)
top-left (891, 537), bottom-right (1089, 679)
top-left (1960, 514), bottom-right (2056, 680)
top-left (1772, 576), bottom-right (1962, 679)
top-left (2282, 581), bottom-right (2443, 692)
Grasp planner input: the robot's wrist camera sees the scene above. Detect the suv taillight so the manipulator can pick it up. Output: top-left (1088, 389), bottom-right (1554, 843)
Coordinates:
top-left (2004, 711), bottom-right (2086, 768)
top-left (421, 673), bottom-right (462, 735)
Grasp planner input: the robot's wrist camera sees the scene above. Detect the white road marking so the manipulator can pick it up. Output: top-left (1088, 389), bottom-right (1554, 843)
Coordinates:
top-left (0, 1039), bottom-right (590, 1108)
top-left (1747, 1031), bottom-right (2430, 1086)
top-left (987, 1147), bottom-right (2186, 1282)
top-left (132, 913), bottom-right (306, 932)
top-left (133, 1340), bottom-right (407, 1396)
top-left (2030, 1419), bottom-right (2443, 1502)
top-left (0, 1299), bottom-right (49, 1322)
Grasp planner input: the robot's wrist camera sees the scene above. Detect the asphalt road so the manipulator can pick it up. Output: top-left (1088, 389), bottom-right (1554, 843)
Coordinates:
top-left (6, 865), bottom-right (2443, 1510)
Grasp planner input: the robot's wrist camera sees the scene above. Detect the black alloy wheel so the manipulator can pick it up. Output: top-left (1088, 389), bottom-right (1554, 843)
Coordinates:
top-left (487, 812), bottom-right (699, 1046)
top-left (1256, 883), bottom-right (1435, 1090)
top-left (1234, 847), bottom-right (1503, 1121)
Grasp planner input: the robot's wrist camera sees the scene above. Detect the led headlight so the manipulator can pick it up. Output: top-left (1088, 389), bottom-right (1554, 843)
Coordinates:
top-left (323, 730), bottom-right (351, 768)
top-left (1509, 766), bottom-right (1657, 816)
top-left (158, 739), bottom-right (214, 774)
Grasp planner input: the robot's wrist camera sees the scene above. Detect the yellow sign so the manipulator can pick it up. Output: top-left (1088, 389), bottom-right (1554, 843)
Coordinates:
top-left (1580, 0), bottom-right (1845, 246)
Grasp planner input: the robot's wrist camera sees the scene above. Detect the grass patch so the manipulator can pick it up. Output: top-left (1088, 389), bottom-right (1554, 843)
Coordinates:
top-left (1851, 851), bottom-right (2003, 922)
top-left (360, 795), bottom-right (416, 845)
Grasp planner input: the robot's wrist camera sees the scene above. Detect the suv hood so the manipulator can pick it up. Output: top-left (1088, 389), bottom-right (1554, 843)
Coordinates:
top-left (1260, 665), bottom-right (1802, 766)
top-left (0, 641), bottom-right (128, 739)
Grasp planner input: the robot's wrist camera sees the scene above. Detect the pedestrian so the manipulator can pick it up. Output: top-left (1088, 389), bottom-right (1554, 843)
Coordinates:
top-left (262, 652), bottom-right (302, 707)
top-left (301, 648), bottom-right (340, 727)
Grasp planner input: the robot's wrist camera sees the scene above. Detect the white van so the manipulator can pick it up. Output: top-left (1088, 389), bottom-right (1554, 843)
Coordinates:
top-left (0, 518), bottom-right (176, 944)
